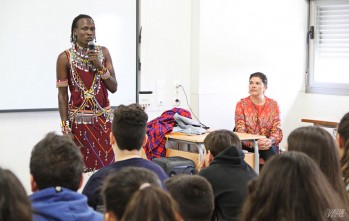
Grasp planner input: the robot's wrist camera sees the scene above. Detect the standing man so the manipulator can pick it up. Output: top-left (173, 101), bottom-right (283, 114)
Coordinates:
top-left (56, 14), bottom-right (117, 172)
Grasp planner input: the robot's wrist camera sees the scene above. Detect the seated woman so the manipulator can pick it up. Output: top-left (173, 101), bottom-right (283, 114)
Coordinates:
top-left (235, 72), bottom-right (282, 162)
top-left (287, 126), bottom-right (349, 205)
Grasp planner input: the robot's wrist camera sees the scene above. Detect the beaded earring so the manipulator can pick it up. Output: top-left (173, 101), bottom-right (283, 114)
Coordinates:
top-left (73, 34), bottom-right (77, 43)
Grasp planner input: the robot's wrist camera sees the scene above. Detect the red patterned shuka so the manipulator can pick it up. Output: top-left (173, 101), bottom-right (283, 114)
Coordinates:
top-left (65, 45), bottom-right (114, 172)
top-left (144, 108), bottom-right (192, 160)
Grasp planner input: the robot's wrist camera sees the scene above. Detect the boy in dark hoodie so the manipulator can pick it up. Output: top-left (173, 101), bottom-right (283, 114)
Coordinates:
top-left (198, 129), bottom-right (257, 221)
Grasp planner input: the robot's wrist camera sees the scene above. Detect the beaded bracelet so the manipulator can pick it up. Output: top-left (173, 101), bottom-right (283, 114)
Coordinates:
top-left (97, 67), bottom-right (111, 80)
top-left (100, 69), bottom-right (111, 80)
top-left (61, 120), bottom-right (72, 134)
top-left (98, 67), bottom-right (107, 75)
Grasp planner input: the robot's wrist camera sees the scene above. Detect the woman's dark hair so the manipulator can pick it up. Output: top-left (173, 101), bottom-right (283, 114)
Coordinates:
top-left (121, 185), bottom-right (180, 221)
top-left (0, 168), bottom-right (33, 221)
top-left (339, 112), bottom-right (349, 188)
top-left (102, 167), bottom-right (162, 219)
top-left (287, 126), bottom-right (349, 205)
top-left (240, 152), bottom-right (348, 221)
top-left (249, 72), bottom-right (268, 87)
top-left (70, 14), bottom-right (93, 43)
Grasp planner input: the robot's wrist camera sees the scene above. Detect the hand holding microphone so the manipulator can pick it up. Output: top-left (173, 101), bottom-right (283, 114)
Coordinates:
top-left (87, 41), bottom-right (102, 70)
top-left (88, 41), bottom-right (95, 51)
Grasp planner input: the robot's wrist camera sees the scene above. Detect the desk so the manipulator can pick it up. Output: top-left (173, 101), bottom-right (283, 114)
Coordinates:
top-left (301, 118), bottom-right (339, 128)
top-left (166, 132), bottom-right (265, 174)
top-left (141, 147), bottom-right (255, 170)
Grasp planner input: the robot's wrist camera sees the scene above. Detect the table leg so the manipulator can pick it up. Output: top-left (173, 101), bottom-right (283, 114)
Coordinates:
top-left (253, 140), bottom-right (259, 174)
top-left (197, 144), bottom-right (204, 162)
top-left (186, 143), bottom-right (204, 162)
top-left (167, 138), bottom-right (204, 162)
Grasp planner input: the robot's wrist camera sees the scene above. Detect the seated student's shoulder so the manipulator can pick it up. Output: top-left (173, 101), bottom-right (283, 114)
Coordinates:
top-left (82, 165), bottom-right (115, 194)
top-left (86, 164), bottom-right (115, 182)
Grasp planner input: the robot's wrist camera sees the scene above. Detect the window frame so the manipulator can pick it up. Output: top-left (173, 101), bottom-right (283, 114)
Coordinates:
top-left (306, 0), bottom-right (349, 96)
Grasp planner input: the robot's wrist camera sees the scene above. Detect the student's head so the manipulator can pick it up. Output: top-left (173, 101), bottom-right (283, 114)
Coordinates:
top-left (102, 167), bottom-right (162, 220)
top-left (240, 151), bottom-right (348, 221)
top-left (203, 129), bottom-right (241, 157)
top-left (287, 126), bottom-right (347, 204)
top-left (165, 174), bottom-right (214, 221)
top-left (0, 168), bottom-right (32, 221)
top-left (121, 185), bottom-right (181, 221)
top-left (111, 104), bottom-right (148, 151)
top-left (30, 132), bottom-right (84, 191)
top-left (338, 112), bottom-right (349, 185)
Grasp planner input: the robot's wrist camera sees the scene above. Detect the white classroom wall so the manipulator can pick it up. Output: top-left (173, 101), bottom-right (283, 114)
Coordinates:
top-left (193, 0), bottom-right (349, 148)
top-left (196, 0), bottom-right (310, 144)
top-left (1, 0), bottom-right (349, 193)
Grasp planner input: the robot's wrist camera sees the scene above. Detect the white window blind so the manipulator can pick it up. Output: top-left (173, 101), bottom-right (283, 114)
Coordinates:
top-left (306, 0), bottom-right (349, 95)
top-left (317, 5), bottom-right (349, 54)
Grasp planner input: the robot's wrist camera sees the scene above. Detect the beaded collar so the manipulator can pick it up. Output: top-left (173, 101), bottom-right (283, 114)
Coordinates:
top-left (70, 43), bottom-right (103, 72)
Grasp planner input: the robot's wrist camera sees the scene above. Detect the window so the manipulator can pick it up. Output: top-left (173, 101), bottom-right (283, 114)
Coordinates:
top-left (306, 0), bottom-right (349, 95)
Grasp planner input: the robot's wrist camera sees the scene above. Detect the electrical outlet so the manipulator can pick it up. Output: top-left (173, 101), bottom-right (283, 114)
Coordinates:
top-left (173, 81), bottom-right (181, 96)
top-left (173, 97), bottom-right (180, 106)
top-left (173, 81), bottom-right (181, 106)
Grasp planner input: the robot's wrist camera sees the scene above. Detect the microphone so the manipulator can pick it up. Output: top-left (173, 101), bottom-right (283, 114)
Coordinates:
top-left (88, 41), bottom-right (95, 50)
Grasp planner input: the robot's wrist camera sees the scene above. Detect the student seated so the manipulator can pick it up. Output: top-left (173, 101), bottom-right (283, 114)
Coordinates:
top-left (0, 167), bottom-right (32, 221)
top-left (198, 129), bottom-right (257, 221)
top-left (101, 166), bottom-right (162, 220)
top-left (240, 152), bottom-right (349, 221)
top-left (165, 174), bottom-right (214, 221)
top-left (29, 132), bottom-right (102, 221)
top-left (287, 126), bottom-right (349, 205)
top-left (121, 184), bottom-right (182, 221)
top-left (82, 104), bottom-right (168, 210)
